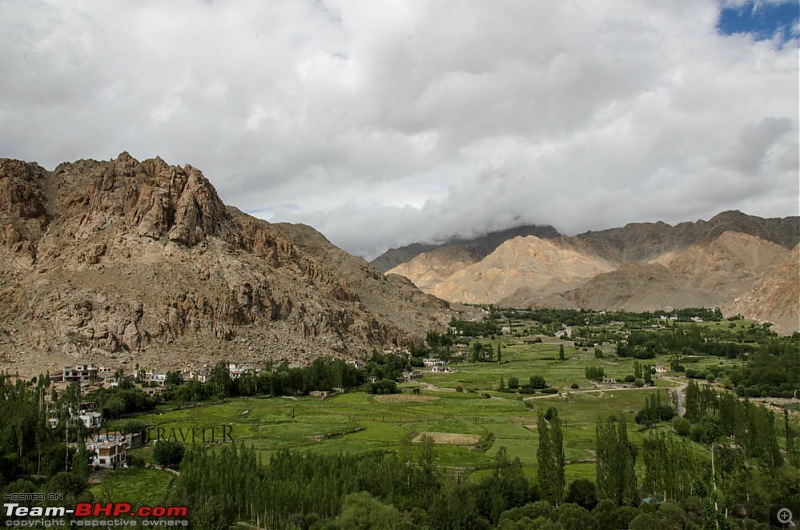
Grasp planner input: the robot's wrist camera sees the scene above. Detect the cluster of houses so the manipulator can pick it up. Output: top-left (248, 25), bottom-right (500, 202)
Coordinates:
top-left (57, 362), bottom-right (268, 393)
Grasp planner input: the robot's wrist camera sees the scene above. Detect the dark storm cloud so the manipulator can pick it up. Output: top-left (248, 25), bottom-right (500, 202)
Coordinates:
top-left (0, 0), bottom-right (797, 259)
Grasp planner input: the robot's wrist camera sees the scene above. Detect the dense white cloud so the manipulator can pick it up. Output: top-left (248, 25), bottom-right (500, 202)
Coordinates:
top-left (0, 0), bottom-right (797, 258)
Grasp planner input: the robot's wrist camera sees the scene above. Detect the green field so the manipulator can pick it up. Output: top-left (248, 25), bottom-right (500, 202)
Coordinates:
top-left (89, 468), bottom-right (176, 505)
top-left (121, 342), bottom-right (705, 483)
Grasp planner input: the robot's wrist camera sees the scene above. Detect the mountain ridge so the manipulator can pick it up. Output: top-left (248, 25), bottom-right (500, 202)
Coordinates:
top-left (385, 213), bottom-right (800, 333)
top-left (0, 154), bottom-right (453, 377)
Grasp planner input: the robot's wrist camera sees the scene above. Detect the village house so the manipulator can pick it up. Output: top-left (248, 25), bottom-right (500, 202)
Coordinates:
top-left (86, 434), bottom-right (127, 469)
top-left (346, 359), bottom-right (364, 370)
top-left (63, 364), bottom-right (98, 383)
top-left (423, 358), bottom-right (446, 368)
top-left (402, 371), bottom-right (423, 383)
top-left (78, 411), bottom-right (102, 430)
top-left (654, 365), bottom-right (668, 374)
top-left (228, 363), bottom-right (260, 379)
top-left (145, 372), bottom-right (167, 387)
top-left (185, 368), bottom-right (212, 383)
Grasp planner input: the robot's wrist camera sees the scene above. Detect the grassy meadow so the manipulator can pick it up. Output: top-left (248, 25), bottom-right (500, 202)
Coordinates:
top-left (119, 334), bottom-right (715, 483)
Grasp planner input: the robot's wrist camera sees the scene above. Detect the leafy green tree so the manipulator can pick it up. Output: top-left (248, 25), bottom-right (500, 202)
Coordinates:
top-left (334, 492), bottom-right (413, 530)
top-left (529, 375), bottom-right (547, 389)
top-left (596, 416), bottom-right (637, 505)
top-left (554, 503), bottom-right (594, 530)
top-left (508, 377), bottom-right (520, 389)
top-left (565, 478), bottom-right (598, 510)
top-left (537, 410), bottom-right (564, 503)
top-left (559, 344), bottom-right (565, 361)
top-left (153, 440), bottom-right (185, 468)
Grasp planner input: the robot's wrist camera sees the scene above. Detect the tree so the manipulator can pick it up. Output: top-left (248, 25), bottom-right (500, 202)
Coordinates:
top-left (165, 370), bottom-right (183, 387)
top-left (334, 492), bottom-right (413, 530)
top-left (497, 343), bottom-right (502, 363)
top-left (565, 479), bottom-right (598, 510)
top-left (508, 377), bottom-right (520, 390)
top-left (537, 410), bottom-right (564, 503)
top-left (153, 440), bottom-right (185, 468)
top-left (786, 409), bottom-right (799, 467)
top-left (596, 416), bottom-right (637, 505)
top-left (530, 375), bottom-right (547, 389)
top-left (559, 344), bottom-right (565, 361)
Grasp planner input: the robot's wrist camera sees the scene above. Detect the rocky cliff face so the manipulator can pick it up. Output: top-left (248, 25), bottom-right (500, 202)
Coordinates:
top-left (725, 246), bottom-right (800, 335)
top-left (384, 213), bottom-right (799, 333)
top-left (0, 154), bottom-right (452, 376)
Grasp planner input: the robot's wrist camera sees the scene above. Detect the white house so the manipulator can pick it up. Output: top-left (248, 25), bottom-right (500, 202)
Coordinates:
top-left (86, 435), bottom-right (127, 469)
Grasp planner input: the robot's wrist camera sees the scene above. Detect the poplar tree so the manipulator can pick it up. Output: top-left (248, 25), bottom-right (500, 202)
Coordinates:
top-left (537, 409), bottom-right (565, 503)
top-left (596, 416), bottom-right (637, 505)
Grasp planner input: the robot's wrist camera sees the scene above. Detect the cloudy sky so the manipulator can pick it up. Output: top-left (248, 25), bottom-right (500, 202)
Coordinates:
top-left (1, 0), bottom-right (798, 258)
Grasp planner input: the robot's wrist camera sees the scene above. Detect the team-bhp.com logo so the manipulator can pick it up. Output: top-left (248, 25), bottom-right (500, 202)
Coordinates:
top-left (4, 502), bottom-right (188, 526)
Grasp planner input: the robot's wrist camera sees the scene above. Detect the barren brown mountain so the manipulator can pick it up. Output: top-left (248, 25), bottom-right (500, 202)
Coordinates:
top-left (0, 154), bottom-right (451, 377)
top-left (725, 245), bottom-right (800, 335)
top-left (391, 236), bottom-right (615, 305)
top-left (385, 213), bottom-right (799, 333)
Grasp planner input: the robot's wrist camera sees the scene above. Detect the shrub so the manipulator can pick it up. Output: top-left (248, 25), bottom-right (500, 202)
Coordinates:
top-left (529, 375), bottom-right (547, 389)
top-left (571, 383), bottom-right (579, 389)
top-left (153, 440), bottom-right (185, 468)
top-left (673, 417), bottom-right (691, 437)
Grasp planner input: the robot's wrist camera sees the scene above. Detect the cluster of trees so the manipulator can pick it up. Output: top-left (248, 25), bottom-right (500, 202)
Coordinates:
top-left (156, 357), bottom-right (367, 404)
top-left (470, 341), bottom-right (500, 363)
top-left (682, 381), bottom-right (791, 467)
top-left (728, 342), bottom-right (799, 398)
top-left (449, 317), bottom-right (500, 337)
top-left (634, 392), bottom-right (674, 427)
top-left (91, 386), bottom-right (157, 418)
top-left (619, 326), bottom-right (759, 360)
top-left (585, 366), bottom-right (605, 381)
top-left (0, 374), bottom-right (90, 481)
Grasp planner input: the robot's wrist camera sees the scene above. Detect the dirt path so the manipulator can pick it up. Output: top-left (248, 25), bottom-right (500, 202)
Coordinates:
top-left (421, 382), bottom-right (456, 393)
top-left (662, 376), bottom-right (687, 416)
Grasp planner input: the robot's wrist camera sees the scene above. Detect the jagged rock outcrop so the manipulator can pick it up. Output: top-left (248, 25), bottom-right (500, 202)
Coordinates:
top-left (0, 154), bottom-right (452, 376)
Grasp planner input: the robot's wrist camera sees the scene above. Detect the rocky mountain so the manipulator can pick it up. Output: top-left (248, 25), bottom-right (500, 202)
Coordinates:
top-left (385, 213), bottom-right (799, 333)
top-left (0, 154), bottom-right (452, 377)
top-left (371, 224), bottom-right (560, 272)
top-left (725, 246), bottom-right (800, 335)
top-left (396, 236), bottom-right (616, 305)
top-left (574, 210), bottom-right (799, 262)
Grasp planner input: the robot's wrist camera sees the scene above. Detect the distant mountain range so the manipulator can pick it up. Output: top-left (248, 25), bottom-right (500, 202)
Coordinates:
top-left (0, 154), bottom-right (452, 377)
top-left (374, 211), bottom-right (800, 334)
